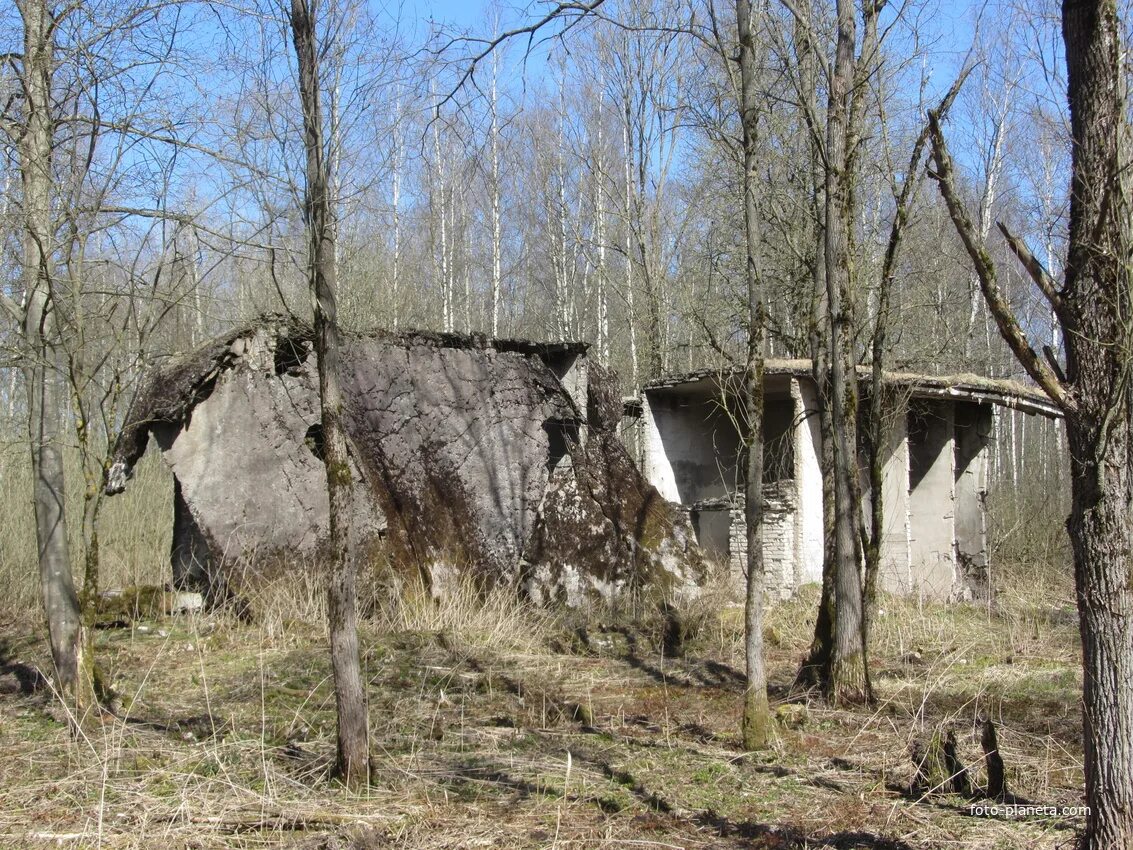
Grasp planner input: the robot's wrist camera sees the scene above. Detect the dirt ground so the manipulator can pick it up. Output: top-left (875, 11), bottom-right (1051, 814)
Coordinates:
top-left (0, 578), bottom-right (1086, 850)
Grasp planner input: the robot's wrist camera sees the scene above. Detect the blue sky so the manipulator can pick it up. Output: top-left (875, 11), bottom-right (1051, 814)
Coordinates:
top-left (408, 0), bottom-right (484, 29)
top-left (406, 0), bottom-right (987, 56)
top-left (398, 0), bottom-right (1006, 117)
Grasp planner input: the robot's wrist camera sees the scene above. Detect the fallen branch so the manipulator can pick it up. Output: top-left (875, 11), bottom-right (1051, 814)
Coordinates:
top-left (148, 807), bottom-right (389, 833)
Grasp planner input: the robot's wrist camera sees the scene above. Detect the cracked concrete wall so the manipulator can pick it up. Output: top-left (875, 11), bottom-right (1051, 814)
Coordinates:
top-left (108, 319), bottom-right (705, 607)
top-left (145, 330), bottom-right (382, 596)
top-left (341, 335), bottom-right (572, 581)
top-left (523, 429), bottom-right (707, 606)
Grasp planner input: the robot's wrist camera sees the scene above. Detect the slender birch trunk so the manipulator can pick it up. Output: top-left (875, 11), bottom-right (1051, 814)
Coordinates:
top-left (490, 55), bottom-right (502, 338)
top-left (391, 100), bottom-right (403, 330)
top-left (622, 93), bottom-right (638, 389)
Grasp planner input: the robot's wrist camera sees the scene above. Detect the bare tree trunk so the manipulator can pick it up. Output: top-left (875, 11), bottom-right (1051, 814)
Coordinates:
top-left (6, 364), bottom-right (18, 421)
top-left (1009, 408), bottom-right (1018, 488)
top-left (20, 0), bottom-right (84, 707)
top-left (458, 180), bottom-right (471, 333)
top-left (391, 102), bottom-right (403, 331)
top-left (930, 2), bottom-right (1133, 842)
top-left (618, 35), bottom-right (664, 379)
top-left (794, 10), bottom-right (838, 688)
top-left (289, 0), bottom-right (369, 788)
top-left (593, 73), bottom-right (608, 364)
top-left (1061, 4), bottom-right (1133, 844)
top-left (556, 79), bottom-right (570, 340)
top-left (855, 1), bottom-right (884, 633)
top-left (736, 0), bottom-right (771, 751)
top-left (821, 0), bottom-right (868, 704)
top-left (490, 57), bottom-right (502, 338)
top-left (964, 86), bottom-right (1009, 362)
top-left (63, 252), bottom-right (114, 709)
top-left (430, 97), bottom-right (454, 333)
top-left (865, 65), bottom-right (968, 642)
top-left (622, 101), bottom-right (639, 389)
top-left (26, 344), bottom-right (83, 695)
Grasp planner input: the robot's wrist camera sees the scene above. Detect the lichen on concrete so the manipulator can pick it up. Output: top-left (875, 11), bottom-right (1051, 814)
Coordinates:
top-left (107, 317), bottom-right (705, 607)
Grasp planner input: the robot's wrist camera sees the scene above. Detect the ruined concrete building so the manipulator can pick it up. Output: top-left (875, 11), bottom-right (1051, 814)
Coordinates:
top-left (106, 316), bottom-right (1060, 608)
top-left (625, 364), bottom-right (1061, 601)
top-left (106, 317), bottom-right (707, 607)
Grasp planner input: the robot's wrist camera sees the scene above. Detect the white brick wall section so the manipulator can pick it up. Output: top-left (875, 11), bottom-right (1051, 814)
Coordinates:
top-left (728, 489), bottom-right (797, 601)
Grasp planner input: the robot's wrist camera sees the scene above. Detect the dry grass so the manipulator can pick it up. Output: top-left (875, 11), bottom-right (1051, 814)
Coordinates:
top-left (0, 440), bottom-right (1085, 849)
top-left (0, 442), bottom-right (172, 612)
top-left (372, 574), bottom-right (559, 652)
top-left (0, 547), bottom-right (1086, 850)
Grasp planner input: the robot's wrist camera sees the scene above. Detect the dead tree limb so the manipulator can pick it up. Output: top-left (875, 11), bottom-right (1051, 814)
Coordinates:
top-left (996, 222), bottom-right (1066, 315)
top-left (927, 112), bottom-right (1073, 414)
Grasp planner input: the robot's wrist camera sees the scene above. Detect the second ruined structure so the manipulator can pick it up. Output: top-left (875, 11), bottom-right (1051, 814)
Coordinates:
top-left (624, 364), bottom-right (1061, 601)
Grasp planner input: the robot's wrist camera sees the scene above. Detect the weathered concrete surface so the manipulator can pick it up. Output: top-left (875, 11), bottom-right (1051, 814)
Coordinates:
top-left (953, 402), bottom-right (992, 600)
top-left (907, 401), bottom-right (957, 598)
top-left (523, 430), bottom-right (707, 606)
top-left (637, 364), bottom-right (1059, 602)
top-left (110, 323), bottom-right (382, 596)
top-left (107, 318), bottom-right (705, 606)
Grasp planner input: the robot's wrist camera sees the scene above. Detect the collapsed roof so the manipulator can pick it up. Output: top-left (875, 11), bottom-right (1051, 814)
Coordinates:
top-left (630, 360), bottom-right (1060, 601)
top-left (639, 362), bottom-right (1063, 419)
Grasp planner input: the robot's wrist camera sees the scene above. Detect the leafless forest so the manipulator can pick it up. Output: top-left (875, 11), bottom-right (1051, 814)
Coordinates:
top-left (0, 0), bottom-right (1129, 847)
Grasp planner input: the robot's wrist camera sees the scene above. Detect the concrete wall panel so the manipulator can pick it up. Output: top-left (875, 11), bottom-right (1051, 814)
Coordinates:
top-left (907, 401), bottom-right (957, 599)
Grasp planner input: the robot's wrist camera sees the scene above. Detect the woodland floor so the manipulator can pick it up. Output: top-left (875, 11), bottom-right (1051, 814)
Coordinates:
top-left (0, 578), bottom-right (1086, 850)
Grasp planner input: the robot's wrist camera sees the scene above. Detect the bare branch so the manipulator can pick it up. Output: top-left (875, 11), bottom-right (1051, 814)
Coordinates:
top-left (997, 221), bottom-right (1065, 313)
top-left (0, 291), bottom-right (21, 325)
top-left (1043, 344), bottom-right (1067, 384)
top-left (775, 0), bottom-right (830, 80)
top-left (927, 110), bottom-right (1073, 413)
top-left (438, 0), bottom-right (607, 108)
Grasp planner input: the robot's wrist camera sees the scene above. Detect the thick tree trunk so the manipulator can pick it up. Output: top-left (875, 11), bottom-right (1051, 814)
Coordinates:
top-left (1066, 426), bottom-right (1133, 849)
top-left (931, 3), bottom-right (1133, 845)
top-left (20, 0), bottom-right (85, 706)
top-left (736, 0), bottom-right (771, 751)
top-left (289, 0), bottom-right (370, 788)
top-left (1061, 3), bottom-right (1133, 845)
